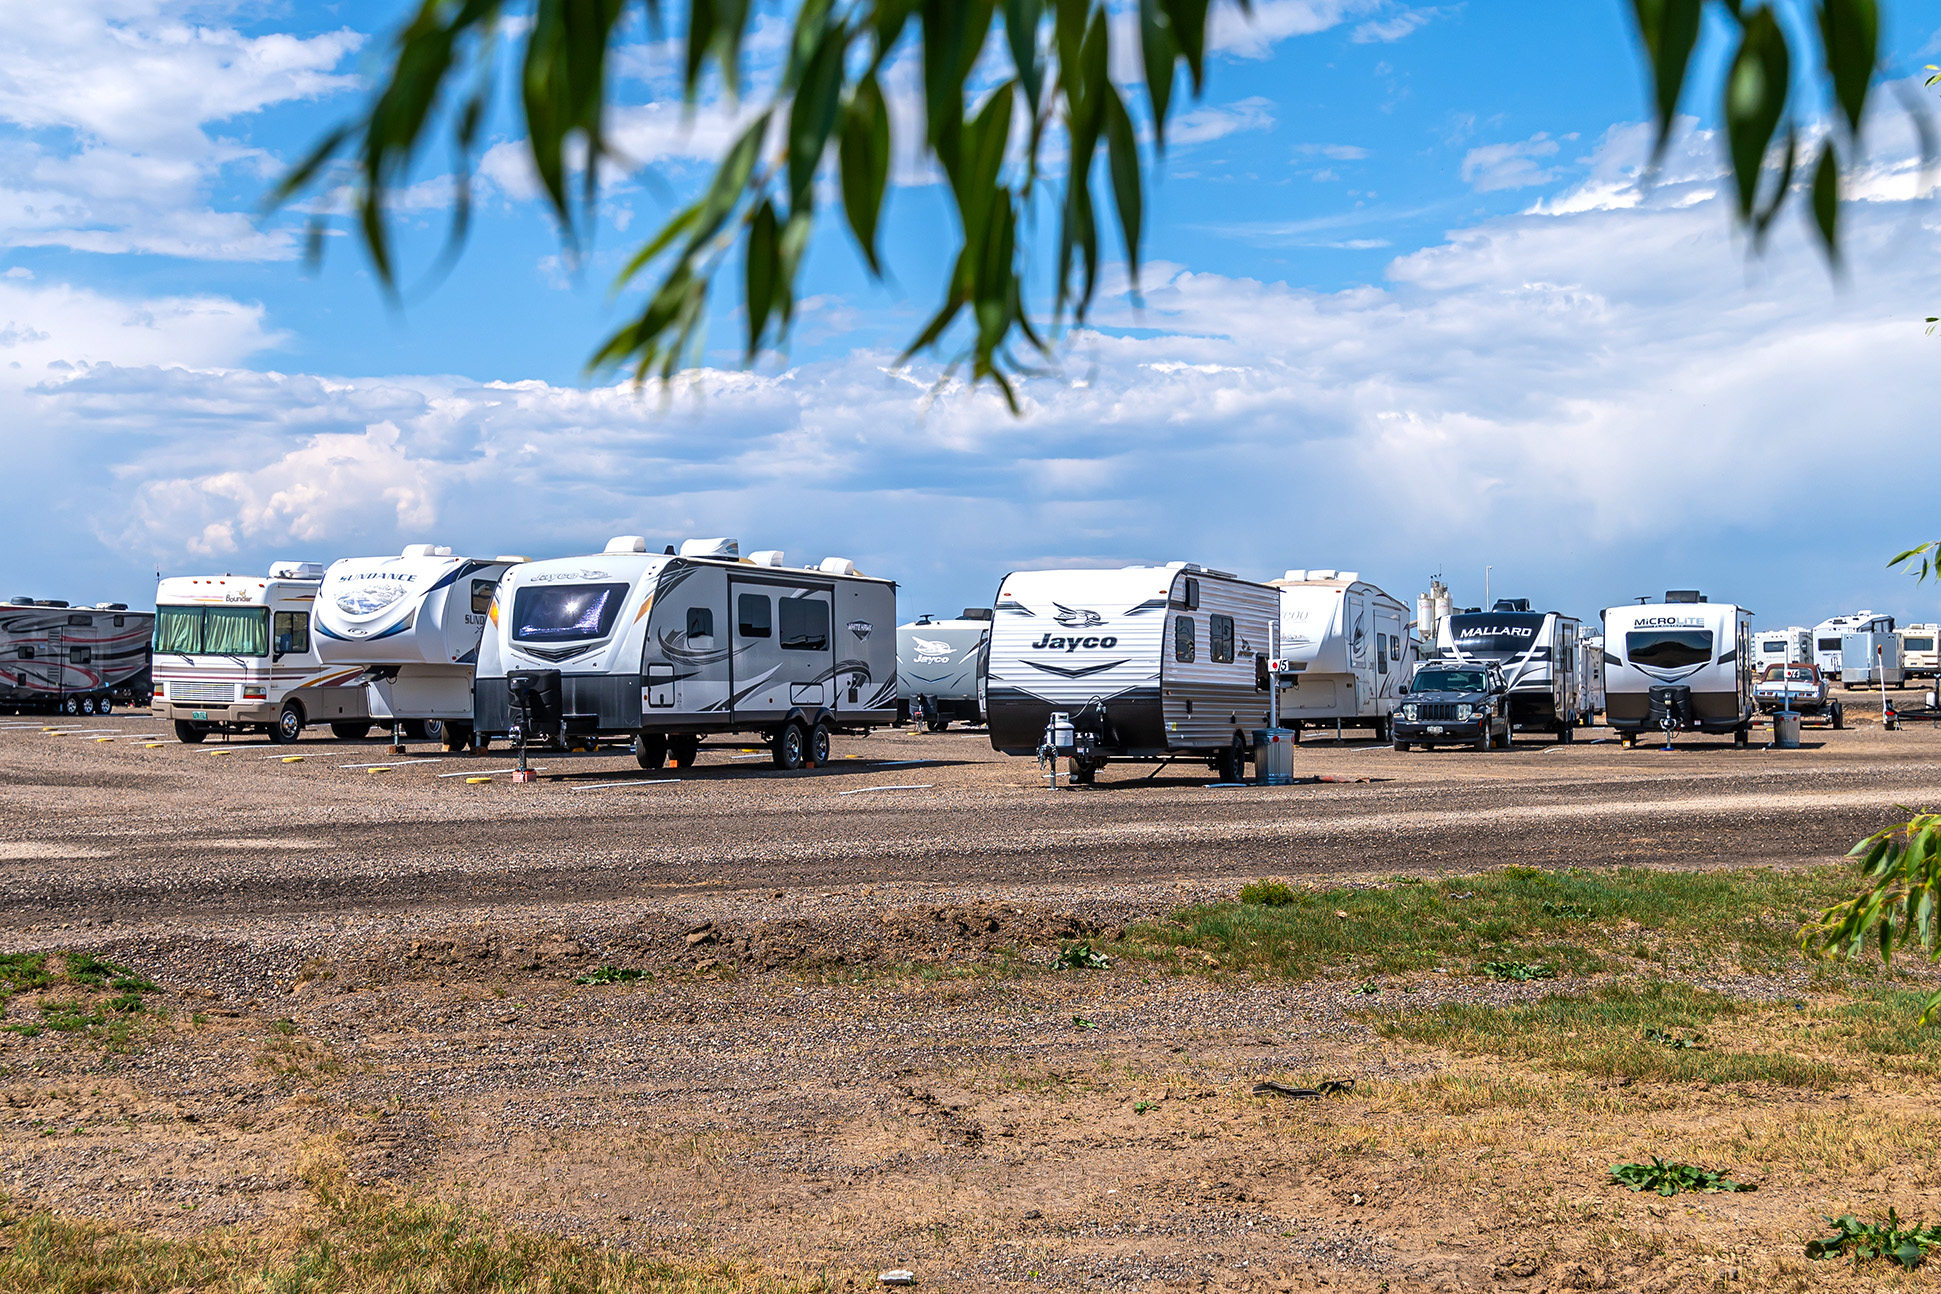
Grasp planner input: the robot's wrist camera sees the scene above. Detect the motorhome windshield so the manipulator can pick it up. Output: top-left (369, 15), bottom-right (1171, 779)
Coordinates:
top-left (1817, 637), bottom-right (1842, 651)
top-left (1906, 637), bottom-right (1935, 653)
top-left (153, 605), bottom-right (269, 657)
top-left (1447, 612), bottom-right (1545, 655)
top-left (1760, 665), bottom-right (1816, 683)
top-left (1626, 629), bottom-right (1713, 669)
top-left (1412, 669), bottom-right (1490, 692)
top-left (511, 583), bottom-right (629, 643)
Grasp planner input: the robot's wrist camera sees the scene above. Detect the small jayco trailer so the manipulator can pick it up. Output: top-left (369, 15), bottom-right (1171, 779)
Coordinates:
top-left (1266, 570), bottom-right (1415, 741)
top-left (985, 563), bottom-right (1279, 783)
top-left (1813, 611), bottom-right (1894, 680)
top-left (1601, 591), bottom-right (1755, 748)
top-left (473, 537), bottom-right (898, 769)
top-left (316, 545), bottom-right (525, 748)
top-left (1436, 598), bottom-right (1588, 739)
top-left (1754, 627), bottom-right (1812, 670)
top-left (151, 563), bottom-right (371, 743)
top-left (1900, 624), bottom-right (1940, 682)
top-left (897, 608), bottom-right (991, 730)
top-left (1839, 632), bottom-right (1903, 689)
top-left (0, 599), bottom-right (153, 715)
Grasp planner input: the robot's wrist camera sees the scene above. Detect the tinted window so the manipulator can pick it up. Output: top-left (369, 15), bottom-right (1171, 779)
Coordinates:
top-left (112, 615), bottom-right (125, 627)
top-left (471, 579), bottom-right (496, 616)
top-left (274, 611), bottom-right (310, 655)
top-left (1412, 669), bottom-right (1489, 692)
top-left (16, 645), bottom-right (32, 660)
top-left (154, 607), bottom-right (203, 655)
top-left (204, 607), bottom-right (269, 656)
top-left (1174, 615), bottom-right (1196, 663)
top-left (687, 607), bottom-right (714, 639)
top-left (68, 646), bottom-right (90, 665)
top-left (1209, 613), bottom-right (1234, 663)
top-left (1906, 637), bottom-right (1935, 652)
top-left (66, 614), bottom-right (91, 627)
top-left (738, 593), bottom-right (772, 638)
top-left (780, 598), bottom-right (829, 651)
top-left (1626, 630), bottom-right (1713, 669)
top-left (511, 583), bottom-right (629, 643)
top-left (1817, 637), bottom-right (1842, 651)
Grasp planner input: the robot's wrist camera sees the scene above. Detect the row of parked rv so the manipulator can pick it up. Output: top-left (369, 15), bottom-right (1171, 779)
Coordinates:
top-left (0, 541), bottom-right (1917, 778)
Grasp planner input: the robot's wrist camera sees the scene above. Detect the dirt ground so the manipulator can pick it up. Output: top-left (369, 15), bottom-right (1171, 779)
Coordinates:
top-left (2, 710), bottom-right (1939, 1292)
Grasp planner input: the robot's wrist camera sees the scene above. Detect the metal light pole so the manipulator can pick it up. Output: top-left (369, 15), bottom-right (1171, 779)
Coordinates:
top-left (1485, 566), bottom-right (1492, 608)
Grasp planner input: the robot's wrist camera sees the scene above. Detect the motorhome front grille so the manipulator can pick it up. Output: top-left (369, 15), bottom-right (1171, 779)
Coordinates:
top-left (1418, 703), bottom-right (1462, 721)
top-left (169, 681), bottom-right (236, 703)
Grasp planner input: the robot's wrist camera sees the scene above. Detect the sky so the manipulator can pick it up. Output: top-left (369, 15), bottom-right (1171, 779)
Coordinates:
top-left (3, 0), bottom-right (1941, 633)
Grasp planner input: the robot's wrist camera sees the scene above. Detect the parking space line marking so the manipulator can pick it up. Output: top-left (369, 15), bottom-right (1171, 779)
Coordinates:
top-left (837, 783), bottom-right (934, 795)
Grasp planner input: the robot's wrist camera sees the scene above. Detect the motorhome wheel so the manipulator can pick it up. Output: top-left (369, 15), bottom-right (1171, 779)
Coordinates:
top-left (634, 732), bottom-right (668, 770)
top-left (271, 701), bottom-right (304, 745)
top-left (772, 723), bottom-right (807, 770)
top-left (331, 722), bottom-right (372, 741)
top-left (809, 722), bottom-right (832, 767)
top-left (173, 720), bottom-right (206, 745)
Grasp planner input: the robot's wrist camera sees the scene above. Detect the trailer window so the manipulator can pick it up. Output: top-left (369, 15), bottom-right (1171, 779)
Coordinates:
top-left (687, 607), bottom-right (714, 640)
top-left (1906, 637), bottom-right (1935, 653)
top-left (1377, 633), bottom-right (1389, 674)
top-left (154, 607), bottom-right (203, 655)
top-left (15, 645), bottom-right (32, 660)
top-left (737, 594), bottom-right (772, 638)
top-left (112, 615), bottom-right (124, 627)
top-left (66, 614), bottom-right (91, 627)
top-left (511, 583), bottom-right (629, 643)
top-left (1174, 615), bottom-right (1196, 663)
top-left (780, 598), bottom-right (829, 651)
top-left (1817, 637), bottom-right (1842, 652)
top-left (68, 646), bottom-right (90, 665)
top-left (1209, 614), bottom-right (1234, 663)
top-left (205, 607), bottom-right (269, 657)
top-left (470, 579), bottom-right (496, 616)
top-left (273, 611), bottom-right (310, 655)
top-left (1625, 629), bottom-right (1712, 669)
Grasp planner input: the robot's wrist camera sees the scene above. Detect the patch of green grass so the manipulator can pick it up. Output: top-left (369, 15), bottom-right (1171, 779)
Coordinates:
top-left (1481, 960), bottom-right (1555, 982)
top-left (1054, 943), bottom-right (1109, 970)
top-left (575, 965), bottom-right (651, 985)
top-left (62, 954), bottom-right (153, 994)
top-left (1238, 880), bottom-right (1295, 907)
top-left (1373, 982), bottom-right (1849, 1088)
top-left (0, 954), bottom-right (52, 996)
top-left (1117, 865), bottom-right (1857, 982)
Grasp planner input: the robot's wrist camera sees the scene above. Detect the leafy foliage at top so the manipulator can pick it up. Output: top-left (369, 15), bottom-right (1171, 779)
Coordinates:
top-left (1805, 810), bottom-right (1941, 1023)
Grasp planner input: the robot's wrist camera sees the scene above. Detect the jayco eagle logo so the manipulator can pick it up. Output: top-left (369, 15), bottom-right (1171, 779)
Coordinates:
top-left (911, 635), bottom-right (953, 663)
top-left (1052, 603), bottom-right (1103, 629)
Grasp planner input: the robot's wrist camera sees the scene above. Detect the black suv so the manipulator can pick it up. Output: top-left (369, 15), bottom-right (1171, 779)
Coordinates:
top-left (1392, 662), bottom-right (1512, 752)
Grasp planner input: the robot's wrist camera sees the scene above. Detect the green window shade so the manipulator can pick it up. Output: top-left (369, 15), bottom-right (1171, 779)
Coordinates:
top-left (154, 607), bottom-right (204, 655)
top-left (204, 607), bottom-right (269, 656)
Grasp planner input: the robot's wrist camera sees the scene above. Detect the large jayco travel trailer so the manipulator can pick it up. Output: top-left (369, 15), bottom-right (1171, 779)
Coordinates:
top-left (0, 599), bottom-right (153, 714)
top-left (1601, 592), bottom-right (1755, 747)
top-left (985, 563), bottom-right (1280, 783)
top-left (473, 537), bottom-right (898, 768)
top-left (897, 609), bottom-right (991, 729)
top-left (1265, 570), bottom-right (1415, 740)
top-left (315, 546), bottom-right (524, 747)
top-left (1814, 611), bottom-right (1894, 679)
top-left (1755, 627), bottom-right (1812, 670)
top-left (1435, 599), bottom-right (1587, 738)
top-left (151, 563), bottom-right (371, 743)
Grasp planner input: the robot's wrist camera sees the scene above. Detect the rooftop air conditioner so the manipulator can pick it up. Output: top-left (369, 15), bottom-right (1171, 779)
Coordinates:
top-left (680, 538), bottom-right (739, 559)
top-left (268, 561), bottom-right (324, 580)
top-left (604, 536), bottom-right (648, 554)
top-left (748, 550), bottom-right (785, 567)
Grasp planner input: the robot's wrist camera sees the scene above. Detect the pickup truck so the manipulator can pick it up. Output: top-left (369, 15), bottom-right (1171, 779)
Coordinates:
top-left (1392, 663), bottom-right (1514, 751)
top-left (1753, 664), bottom-right (1844, 727)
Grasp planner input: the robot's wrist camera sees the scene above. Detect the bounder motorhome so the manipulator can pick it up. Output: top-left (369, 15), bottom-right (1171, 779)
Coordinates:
top-left (315, 545), bottom-right (524, 748)
top-left (897, 609), bottom-right (991, 730)
top-left (985, 563), bottom-right (1279, 783)
top-left (1601, 591), bottom-right (1755, 748)
top-left (0, 598), bottom-right (153, 715)
top-left (150, 563), bottom-right (371, 743)
top-left (1266, 570), bottom-right (1415, 741)
top-left (1901, 624), bottom-right (1940, 682)
top-left (473, 537), bottom-right (898, 768)
top-left (1436, 598), bottom-right (1587, 739)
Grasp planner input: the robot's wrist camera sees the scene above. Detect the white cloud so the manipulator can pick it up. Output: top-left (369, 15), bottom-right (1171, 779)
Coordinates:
top-left (1461, 132), bottom-right (1561, 192)
top-left (1352, 7), bottom-right (1443, 43)
top-left (1296, 143), bottom-right (1372, 160)
top-left (1168, 98), bottom-right (1278, 147)
top-left (1211, 0), bottom-right (1376, 60)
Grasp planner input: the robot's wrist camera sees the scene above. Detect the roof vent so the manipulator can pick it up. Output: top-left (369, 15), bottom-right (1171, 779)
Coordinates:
top-left (748, 550), bottom-right (785, 567)
top-left (818, 557), bottom-right (857, 576)
top-left (604, 536), bottom-right (648, 554)
top-left (1306, 569), bottom-right (1338, 582)
top-left (1665, 590), bottom-right (1705, 603)
top-left (1282, 570), bottom-right (1308, 582)
top-left (1492, 598), bottom-right (1532, 613)
top-left (8, 596), bottom-right (32, 605)
top-left (1333, 571), bottom-right (1359, 584)
top-left (961, 607), bottom-right (994, 621)
top-left (494, 555), bottom-right (529, 564)
top-left (679, 538), bottom-right (739, 560)
top-left (94, 602), bottom-right (127, 611)
top-left (402, 543), bottom-right (438, 557)
top-left (36, 600), bottom-right (68, 608)
top-left (268, 561), bottom-right (323, 580)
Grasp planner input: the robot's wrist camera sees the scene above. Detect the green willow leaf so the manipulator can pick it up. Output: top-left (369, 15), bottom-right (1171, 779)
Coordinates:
top-left (1103, 85), bottom-right (1143, 281)
top-left (838, 76), bottom-right (891, 273)
top-left (1820, 0), bottom-right (1879, 137)
top-left (745, 198), bottom-right (779, 359)
top-left (1631, 0), bottom-right (1702, 164)
top-left (1723, 7), bottom-right (1790, 221)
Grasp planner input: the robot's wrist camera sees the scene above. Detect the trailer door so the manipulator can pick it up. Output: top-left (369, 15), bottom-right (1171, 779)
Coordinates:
top-left (776, 588), bottom-right (835, 708)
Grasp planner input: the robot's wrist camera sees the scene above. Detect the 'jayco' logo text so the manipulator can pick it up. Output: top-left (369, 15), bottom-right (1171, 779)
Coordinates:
top-left (1031, 634), bottom-right (1119, 652)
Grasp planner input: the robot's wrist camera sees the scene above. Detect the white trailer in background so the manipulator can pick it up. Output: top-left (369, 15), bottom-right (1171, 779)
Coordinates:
top-left (1579, 633), bottom-right (1606, 721)
top-left (0, 599), bottom-right (153, 715)
top-left (985, 562), bottom-right (1280, 783)
top-left (1840, 632), bottom-right (1903, 690)
top-left (897, 608), bottom-right (992, 730)
top-left (1755, 627), bottom-right (1812, 670)
top-left (1601, 591), bottom-right (1755, 748)
top-left (1266, 570), bottom-right (1415, 741)
top-left (1436, 598), bottom-right (1588, 738)
top-left (1813, 611), bottom-right (1894, 680)
top-left (150, 562), bottom-right (371, 744)
top-left (315, 545), bottom-right (524, 748)
top-left (1899, 624), bottom-right (1939, 682)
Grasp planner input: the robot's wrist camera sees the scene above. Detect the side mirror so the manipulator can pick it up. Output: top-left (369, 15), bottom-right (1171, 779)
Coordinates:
top-left (1396, 684), bottom-right (1408, 695)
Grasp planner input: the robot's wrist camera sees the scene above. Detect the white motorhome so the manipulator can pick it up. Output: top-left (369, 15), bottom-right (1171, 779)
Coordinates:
top-left (1840, 632), bottom-right (1903, 689)
top-left (1754, 627), bottom-right (1812, 670)
top-left (1266, 570), bottom-right (1415, 741)
top-left (1813, 611), bottom-right (1895, 680)
top-left (1579, 633), bottom-right (1606, 721)
top-left (0, 599), bottom-right (153, 715)
top-left (316, 545), bottom-right (524, 748)
top-left (473, 537), bottom-right (898, 769)
top-left (985, 563), bottom-right (1279, 783)
top-left (897, 608), bottom-right (991, 730)
top-left (1601, 592), bottom-right (1755, 748)
top-left (1898, 624), bottom-right (1939, 682)
top-left (151, 562), bottom-right (371, 743)
top-left (1436, 598), bottom-right (1587, 739)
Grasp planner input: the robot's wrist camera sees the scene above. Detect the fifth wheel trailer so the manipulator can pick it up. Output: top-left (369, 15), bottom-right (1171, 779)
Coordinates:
top-left (1265, 570), bottom-right (1416, 741)
top-left (1601, 592), bottom-right (1755, 748)
top-left (985, 562), bottom-right (1280, 783)
top-left (473, 536), bottom-right (898, 769)
top-left (0, 598), bottom-right (153, 715)
top-left (1435, 598), bottom-right (1588, 739)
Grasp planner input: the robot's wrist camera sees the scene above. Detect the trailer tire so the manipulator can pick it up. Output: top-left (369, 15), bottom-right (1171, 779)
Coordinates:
top-left (808, 722), bottom-right (832, 767)
top-left (471, 730), bottom-right (492, 752)
top-left (634, 732), bottom-right (668, 769)
top-left (1073, 761), bottom-right (1097, 785)
top-left (925, 717), bottom-right (950, 733)
top-left (331, 722), bottom-right (372, 741)
top-left (772, 722), bottom-right (807, 770)
top-left (173, 720), bottom-right (206, 745)
top-left (670, 734), bottom-right (699, 767)
top-left (1214, 732), bottom-right (1246, 783)
top-left (96, 696), bottom-right (112, 714)
top-left (1832, 702), bottom-right (1845, 730)
top-left (270, 701), bottom-right (304, 745)
top-left (1374, 718), bottom-right (1389, 742)
top-left (402, 719), bottom-right (432, 741)
top-left (61, 697), bottom-right (80, 715)
top-left (440, 723), bottom-right (473, 753)
top-left (1558, 722), bottom-right (1573, 744)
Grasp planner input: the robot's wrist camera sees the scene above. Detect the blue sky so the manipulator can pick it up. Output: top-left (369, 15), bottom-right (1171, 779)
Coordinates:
top-left (4, 0), bottom-right (1941, 633)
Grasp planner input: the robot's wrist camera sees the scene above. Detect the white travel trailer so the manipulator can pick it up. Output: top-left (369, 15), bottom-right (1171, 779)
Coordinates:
top-left (473, 537), bottom-right (898, 769)
top-left (316, 545), bottom-right (524, 747)
top-left (1813, 611), bottom-right (1894, 679)
top-left (1840, 632), bottom-right (1903, 689)
top-left (1601, 592), bottom-right (1755, 748)
top-left (0, 599), bottom-right (153, 715)
top-left (1898, 624), bottom-right (1939, 681)
top-left (151, 563), bottom-right (371, 744)
top-left (897, 608), bottom-right (992, 730)
top-left (1754, 627), bottom-right (1812, 670)
top-left (1579, 633), bottom-right (1606, 721)
top-left (1266, 570), bottom-right (1415, 741)
top-left (985, 563), bottom-right (1279, 783)
top-left (1436, 598), bottom-right (1587, 738)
